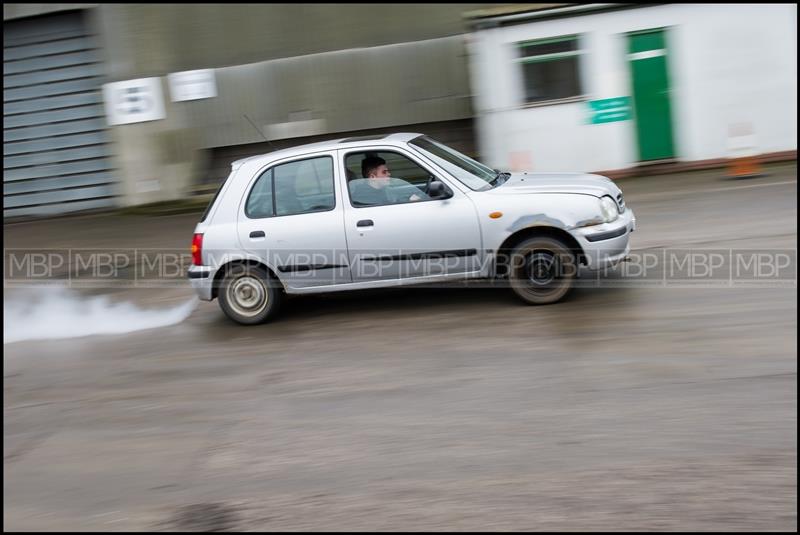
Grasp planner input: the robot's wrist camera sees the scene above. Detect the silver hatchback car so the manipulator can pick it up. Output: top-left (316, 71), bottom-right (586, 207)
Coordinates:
top-left (188, 133), bottom-right (635, 324)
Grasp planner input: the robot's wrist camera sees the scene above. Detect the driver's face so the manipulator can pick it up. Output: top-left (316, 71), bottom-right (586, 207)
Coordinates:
top-left (369, 164), bottom-right (391, 186)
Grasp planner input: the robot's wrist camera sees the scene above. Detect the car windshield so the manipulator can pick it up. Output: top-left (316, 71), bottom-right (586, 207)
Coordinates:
top-left (408, 136), bottom-right (499, 191)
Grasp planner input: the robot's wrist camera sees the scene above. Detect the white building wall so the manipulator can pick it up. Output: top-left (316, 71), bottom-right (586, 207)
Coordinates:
top-left (471, 4), bottom-right (797, 173)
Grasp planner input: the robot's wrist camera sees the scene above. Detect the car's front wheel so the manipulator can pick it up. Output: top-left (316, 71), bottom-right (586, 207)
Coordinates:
top-left (218, 264), bottom-right (284, 324)
top-left (508, 236), bottom-right (578, 305)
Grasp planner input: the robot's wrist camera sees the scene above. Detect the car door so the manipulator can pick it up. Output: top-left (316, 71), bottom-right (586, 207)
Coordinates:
top-left (236, 152), bottom-right (351, 289)
top-left (338, 147), bottom-right (483, 283)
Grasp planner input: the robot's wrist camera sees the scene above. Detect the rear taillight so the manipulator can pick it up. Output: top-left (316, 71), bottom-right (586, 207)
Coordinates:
top-left (191, 233), bottom-right (204, 266)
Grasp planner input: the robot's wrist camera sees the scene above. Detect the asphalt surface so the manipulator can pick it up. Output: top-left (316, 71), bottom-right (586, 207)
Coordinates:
top-left (3, 163), bottom-right (797, 531)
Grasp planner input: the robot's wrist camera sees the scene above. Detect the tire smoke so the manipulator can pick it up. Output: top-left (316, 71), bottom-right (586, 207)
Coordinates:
top-left (4, 288), bottom-right (199, 344)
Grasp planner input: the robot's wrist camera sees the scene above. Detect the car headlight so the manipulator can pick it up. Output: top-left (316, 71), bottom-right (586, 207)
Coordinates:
top-left (599, 196), bottom-right (619, 223)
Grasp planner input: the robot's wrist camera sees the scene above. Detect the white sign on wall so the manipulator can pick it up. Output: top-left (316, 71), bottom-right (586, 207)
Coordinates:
top-left (103, 77), bottom-right (166, 126)
top-left (167, 69), bottom-right (217, 102)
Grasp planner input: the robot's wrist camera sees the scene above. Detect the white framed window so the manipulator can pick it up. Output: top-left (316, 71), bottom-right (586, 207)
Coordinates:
top-left (516, 35), bottom-right (585, 104)
top-left (245, 156), bottom-right (336, 219)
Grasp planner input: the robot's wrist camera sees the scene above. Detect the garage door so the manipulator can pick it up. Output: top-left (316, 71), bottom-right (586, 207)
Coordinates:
top-left (4, 10), bottom-right (117, 218)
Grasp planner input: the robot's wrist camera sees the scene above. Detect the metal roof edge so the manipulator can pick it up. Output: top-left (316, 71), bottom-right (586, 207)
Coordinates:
top-left (466, 3), bottom-right (653, 29)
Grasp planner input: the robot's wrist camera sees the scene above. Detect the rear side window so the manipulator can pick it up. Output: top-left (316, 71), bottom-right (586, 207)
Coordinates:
top-left (245, 169), bottom-right (274, 218)
top-left (245, 156), bottom-right (335, 219)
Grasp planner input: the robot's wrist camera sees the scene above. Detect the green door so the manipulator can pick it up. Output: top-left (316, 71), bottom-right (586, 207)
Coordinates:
top-left (628, 29), bottom-right (675, 161)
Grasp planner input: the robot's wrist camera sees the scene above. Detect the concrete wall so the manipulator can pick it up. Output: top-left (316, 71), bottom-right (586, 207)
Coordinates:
top-left (84, 4), bottom-right (490, 206)
top-left (5, 4), bottom-right (497, 208)
top-left (175, 36), bottom-right (473, 150)
top-left (470, 4), bottom-right (798, 172)
top-left (90, 4), bottom-right (497, 77)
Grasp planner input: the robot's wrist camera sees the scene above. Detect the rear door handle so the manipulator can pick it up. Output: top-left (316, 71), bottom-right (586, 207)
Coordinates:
top-left (249, 231), bottom-right (266, 238)
top-left (356, 219), bottom-right (374, 228)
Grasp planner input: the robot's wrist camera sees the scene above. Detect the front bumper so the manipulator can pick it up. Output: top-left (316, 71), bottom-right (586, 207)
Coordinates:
top-left (187, 265), bottom-right (215, 301)
top-left (572, 209), bottom-right (636, 270)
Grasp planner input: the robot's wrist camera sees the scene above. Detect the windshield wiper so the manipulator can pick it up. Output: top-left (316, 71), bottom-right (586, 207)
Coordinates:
top-left (489, 170), bottom-right (511, 188)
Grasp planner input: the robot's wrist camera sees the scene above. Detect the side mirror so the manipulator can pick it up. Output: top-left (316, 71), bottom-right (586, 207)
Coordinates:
top-left (428, 180), bottom-right (450, 199)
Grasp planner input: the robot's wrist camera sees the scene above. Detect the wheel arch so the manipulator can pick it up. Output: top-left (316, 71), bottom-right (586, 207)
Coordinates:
top-left (494, 225), bottom-right (586, 278)
top-left (211, 259), bottom-right (284, 300)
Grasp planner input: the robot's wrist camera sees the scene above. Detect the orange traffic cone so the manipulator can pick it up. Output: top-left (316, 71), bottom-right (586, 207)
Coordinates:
top-left (726, 122), bottom-right (765, 179)
top-left (727, 155), bottom-right (764, 179)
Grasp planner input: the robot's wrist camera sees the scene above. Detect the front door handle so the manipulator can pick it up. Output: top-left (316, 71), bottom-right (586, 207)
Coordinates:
top-left (249, 230), bottom-right (266, 238)
top-left (356, 219), bottom-right (374, 228)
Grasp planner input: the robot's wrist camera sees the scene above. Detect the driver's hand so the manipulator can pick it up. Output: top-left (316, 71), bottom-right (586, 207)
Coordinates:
top-left (409, 194), bottom-right (422, 202)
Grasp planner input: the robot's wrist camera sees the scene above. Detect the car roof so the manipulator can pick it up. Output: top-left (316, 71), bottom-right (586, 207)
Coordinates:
top-left (231, 132), bottom-right (424, 170)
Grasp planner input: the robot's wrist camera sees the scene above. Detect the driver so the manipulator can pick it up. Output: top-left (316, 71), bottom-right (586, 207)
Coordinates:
top-left (349, 155), bottom-right (428, 206)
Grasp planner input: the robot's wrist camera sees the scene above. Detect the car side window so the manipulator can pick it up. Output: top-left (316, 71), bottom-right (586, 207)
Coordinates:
top-left (245, 156), bottom-right (335, 219)
top-left (345, 150), bottom-right (448, 208)
top-left (274, 156), bottom-right (335, 216)
top-left (245, 169), bottom-right (274, 218)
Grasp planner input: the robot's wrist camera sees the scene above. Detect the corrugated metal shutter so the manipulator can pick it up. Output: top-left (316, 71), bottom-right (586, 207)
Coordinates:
top-left (4, 10), bottom-right (117, 219)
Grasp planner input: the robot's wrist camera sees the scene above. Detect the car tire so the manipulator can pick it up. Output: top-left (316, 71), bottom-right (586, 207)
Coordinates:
top-left (218, 264), bottom-right (284, 324)
top-left (508, 236), bottom-right (578, 305)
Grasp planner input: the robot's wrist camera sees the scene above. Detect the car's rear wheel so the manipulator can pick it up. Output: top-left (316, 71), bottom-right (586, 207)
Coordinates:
top-left (508, 236), bottom-right (577, 305)
top-left (218, 264), bottom-right (283, 324)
